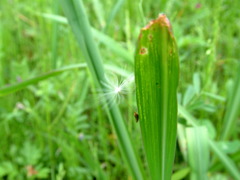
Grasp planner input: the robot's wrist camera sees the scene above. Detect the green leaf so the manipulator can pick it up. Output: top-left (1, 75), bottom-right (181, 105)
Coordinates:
top-left (0, 64), bottom-right (86, 97)
top-left (216, 140), bottom-right (240, 154)
top-left (199, 119), bottom-right (216, 139)
top-left (221, 64), bottom-right (240, 140)
top-left (38, 13), bottom-right (133, 63)
top-left (186, 126), bottom-right (209, 180)
top-left (0, 63), bottom-right (128, 97)
top-left (178, 105), bottom-right (240, 179)
top-left (35, 166), bottom-right (51, 178)
top-left (135, 14), bottom-right (179, 180)
top-left (202, 91), bottom-right (226, 102)
top-left (183, 85), bottom-right (195, 106)
top-left (193, 73), bottom-right (201, 94)
top-left (59, 1), bottom-right (145, 179)
top-left (104, 0), bottom-right (125, 31)
top-left (0, 161), bottom-right (17, 178)
top-left (208, 140), bottom-right (240, 179)
top-left (177, 124), bottom-right (188, 161)
top-left (20, 142), bottom-right (42, 166)
top-left (56, 163), bottom-right (66, 180)
top-left (171, 167), bottom-right (190, 180)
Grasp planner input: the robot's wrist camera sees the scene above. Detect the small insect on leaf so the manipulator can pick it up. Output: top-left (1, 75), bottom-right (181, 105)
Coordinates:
top-left (134, 112), bottom-right (139, 122)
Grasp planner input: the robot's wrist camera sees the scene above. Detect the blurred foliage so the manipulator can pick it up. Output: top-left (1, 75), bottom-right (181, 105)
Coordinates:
top-left (0, 0), bottom-right (239, 179)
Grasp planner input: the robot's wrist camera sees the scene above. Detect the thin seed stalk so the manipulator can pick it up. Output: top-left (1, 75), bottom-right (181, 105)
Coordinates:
top-left (135, 14), bottom-right (179, 180)
top-left (59, 0), bottom-right (145, 179)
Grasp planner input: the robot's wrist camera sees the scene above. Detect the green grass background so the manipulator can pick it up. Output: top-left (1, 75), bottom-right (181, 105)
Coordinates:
top-left (0, 0), bottom-right (239, 179)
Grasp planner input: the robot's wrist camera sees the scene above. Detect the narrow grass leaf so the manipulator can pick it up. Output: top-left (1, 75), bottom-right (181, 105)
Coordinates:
top-left (202, 91), bottom-right (226, 102)
top-left (39, 13), bottom-right (133, 63)
top-left (183, 85), bottom-right (195, 106)
top-left (51, 0), bottom-right (60, 68)
top-left (92, 28), bottom-right (133, 63)
top-left (221, 64), bottom-right (240, 140)
top-left (193, 72), bottom-right (200, 94)
top-left (59, 1), bottom-right (144, 179)
top-left (177, 124), bottom-right (188, 160)
top-left (92, 0), bottom-right (105, 27)
top-left (208, 140), bottom-right (240, 179)
top-left (135, 14), bottom-right (179, 180)
top-left (104, 0), bottom-right (125, 31)
top-left (186, 126), bottom-right (209, 180)
top-left (0, 64), bottom-right (86, 97)
top-left (178, 105), bottom-right (240, 179)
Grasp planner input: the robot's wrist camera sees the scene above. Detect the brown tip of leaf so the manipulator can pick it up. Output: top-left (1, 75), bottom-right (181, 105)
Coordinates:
top-left (142, 14), bottom-right (172, 31)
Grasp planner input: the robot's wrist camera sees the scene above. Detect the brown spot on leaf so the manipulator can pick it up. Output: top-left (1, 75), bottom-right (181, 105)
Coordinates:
top-left (148, 34), bottom-right (153, 41)
top-left (139, 47), bottom-right (148, 55)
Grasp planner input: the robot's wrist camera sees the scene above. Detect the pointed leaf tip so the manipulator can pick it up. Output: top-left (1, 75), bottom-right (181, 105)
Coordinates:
top-left (142, 14), bottom-right (172, 31)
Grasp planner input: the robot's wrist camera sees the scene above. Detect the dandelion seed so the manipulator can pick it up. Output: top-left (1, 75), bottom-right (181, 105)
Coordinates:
top-left (114, 86), bottom-right (122, 94)
top-left (97, 73), bottom-right (135, 108)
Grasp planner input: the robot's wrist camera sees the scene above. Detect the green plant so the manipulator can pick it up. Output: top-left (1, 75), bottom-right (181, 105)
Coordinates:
top-left (135, 14), bottom-right (179, 180)
top-left (1, 0), bottom-right (240, 179)
top-left (59, 0), bottom-right (144, 179)
top-left (186, 126), bottom-right (209, 180)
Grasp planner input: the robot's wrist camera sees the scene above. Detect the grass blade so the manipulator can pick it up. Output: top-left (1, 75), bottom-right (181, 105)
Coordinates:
top-left (0, 63), bottom-right (129, 97)
top-left (0, 64), bottom-right (86, 97)
top-left (38, 13), bottom-right (133, 63)
top-left (186, 126), bottom-right (209, 180)
top-left (178, 105), bottom-right (240, 179)
top-left (59, 0), bottom-right (144, 179)
top-left (177, 124), bottom-right (188, 161)
top-left (92, 28), bottom-right (133, 63)
top-left (135, 14), bottom-right (179, 180)
top-left (221, 64), bottom-right (240, 140)
top-left (50, 0), bottom-right (60, 68)
top-left (208, 140), bottom-right (240, 179)
top-left (104, 0), bottom-right (125, 31)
